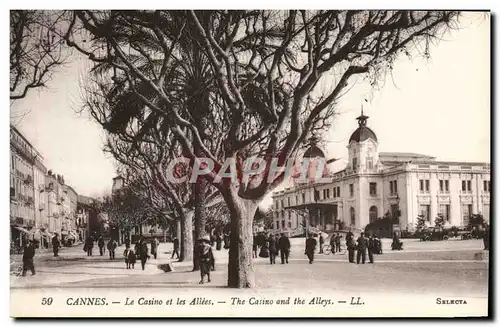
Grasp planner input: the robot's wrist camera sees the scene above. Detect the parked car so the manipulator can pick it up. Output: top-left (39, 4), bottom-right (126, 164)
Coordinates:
top-left (420, 227), bottom-right (450, 241)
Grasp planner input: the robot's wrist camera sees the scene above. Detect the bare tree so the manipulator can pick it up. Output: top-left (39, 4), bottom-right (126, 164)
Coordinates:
top-left (67, 10), bottom-right (458, 288)
top-left (10, 10), bottom-right (69, 100)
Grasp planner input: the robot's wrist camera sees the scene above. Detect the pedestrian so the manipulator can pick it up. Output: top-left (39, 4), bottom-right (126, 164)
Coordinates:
top-left (329, 233), bottom-right (336, 254)
top-left (22, 240), bottom-right (36, 276)
top-left (483, 224), bottom-right (490, 250)
top-left (52, 234), bottom-right (61, 257)
top-left (150, 237), bottom-right (159, 259)
top-left (252, 235), bottom-right (258, 258)
top-left (374, 234), bottom-right (382, 254)
top-left (319, 233), bottom-right (324, 254)
top-left (268, 234), bottom-right (277, 264)
top-left (124, 245), bottom-right (136, 269)
top-left (259, 240), bottom-right (270, 258)
top-left (391, 232), bottom-right (403, 250)
top-left (278, 233), bottom-right (291, 264)
top-left (98, 235), bottom-right (105, 256)
top-left (356, 232), bottom-right (368, 264)
top-left (171, 237), bottom-right (180, 259)
top-left (136, 238), bottom-right (150, 270)
top-left (335, 234), bottom-right (342, 253)
top-left (125, 236), bottom-right (131, 249)
top-left (305, 234), bottom-right (317, 264)
top-left (84, 235), bottom-right (94, 256)
top-left (107, 239), bottom-right (117, 260)
top-left (367, 234), bottom-right (375, 264)
top-left (346, 230), bottom-right (355, 263)
top-left (216, 233), bottom-right (222, 251)
top-left (197, 235), bottom-right (214, 284)
top-left (223, 233), bottom-right (230, 249)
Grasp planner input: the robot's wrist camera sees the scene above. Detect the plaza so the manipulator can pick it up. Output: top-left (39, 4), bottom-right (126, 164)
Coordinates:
top-left (10, 238), bottom-right (488, 298)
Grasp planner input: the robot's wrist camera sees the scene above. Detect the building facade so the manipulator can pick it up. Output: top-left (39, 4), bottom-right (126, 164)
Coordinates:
top-left (272, 113), bottom-right (491, 235)
top-left (10, 125), bottom-right (86, 248)
top-left (10, 126), bottom-right (37, 246)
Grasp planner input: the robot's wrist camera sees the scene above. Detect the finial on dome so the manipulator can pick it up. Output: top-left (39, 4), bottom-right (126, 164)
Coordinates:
top-left (356, 105), bottom-right (369, 127)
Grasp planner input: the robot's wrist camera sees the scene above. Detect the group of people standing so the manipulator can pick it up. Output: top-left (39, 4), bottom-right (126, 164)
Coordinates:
top-left (345, 231), bottom-right (380, 264)
top-left (254, 233), bottom-right (291, 265)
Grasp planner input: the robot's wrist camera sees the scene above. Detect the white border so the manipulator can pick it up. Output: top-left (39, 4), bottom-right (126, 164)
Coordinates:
top-left (2, 2), bottom-right (497, 326)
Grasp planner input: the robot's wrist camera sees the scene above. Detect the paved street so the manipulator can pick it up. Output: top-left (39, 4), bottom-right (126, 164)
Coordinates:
top-left (10, 238), bottom-right (488, 298)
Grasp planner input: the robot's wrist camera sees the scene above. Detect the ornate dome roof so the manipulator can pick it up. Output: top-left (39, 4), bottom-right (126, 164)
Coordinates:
top-left (349, 110), bottom-right (377, 143)
top-left (303, 145), bottom-right (325, 158)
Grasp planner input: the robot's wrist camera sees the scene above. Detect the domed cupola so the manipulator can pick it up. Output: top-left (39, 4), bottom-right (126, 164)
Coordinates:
top-left (349, 109), bottom-right (377, 144)
top-left (303, 136), bottom-right (326, 159)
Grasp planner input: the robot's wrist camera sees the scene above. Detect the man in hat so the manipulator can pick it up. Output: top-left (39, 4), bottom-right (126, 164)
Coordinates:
top-left (278, 233), bottom-right (291, 264)
top-left (197, 235), bottom-right (214, 284)
top-left (346, 230), bottom-right (355, 263)
top-left (52, 234), bottom-right (61, 257)
top-left (171, 236), bottom-right (180, 260)
top-left (356, 232), bottom-right (368, 264)
top-left (22, 239), bottom-right (36, 276)
top-left (367, 234), bottom-right (375, 264)
top-left (319, 233), bottom-right (324, 254)
top-left (305, 234), bottom-right (317, 264)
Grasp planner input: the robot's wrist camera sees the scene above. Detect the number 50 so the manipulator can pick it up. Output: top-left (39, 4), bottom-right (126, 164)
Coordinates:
top-left (41, 297), bottom-right (53, 305)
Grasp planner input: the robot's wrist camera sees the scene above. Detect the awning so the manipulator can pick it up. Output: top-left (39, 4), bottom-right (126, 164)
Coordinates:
top-left (13, 226), bottom-right (33, 235)
top-left (284, 202), bottom-right (337, 211)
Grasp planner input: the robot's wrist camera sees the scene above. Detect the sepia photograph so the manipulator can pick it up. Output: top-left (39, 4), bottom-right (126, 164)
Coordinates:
top-left (8, 8), bottom-right (491, 318)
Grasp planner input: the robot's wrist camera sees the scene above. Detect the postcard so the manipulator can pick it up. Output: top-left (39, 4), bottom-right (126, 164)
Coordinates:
top-left (9, 9), bottom-right (490, 318)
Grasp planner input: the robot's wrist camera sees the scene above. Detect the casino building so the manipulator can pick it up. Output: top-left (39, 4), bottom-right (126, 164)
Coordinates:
top-left (271, 111), bottom-right (491, 235)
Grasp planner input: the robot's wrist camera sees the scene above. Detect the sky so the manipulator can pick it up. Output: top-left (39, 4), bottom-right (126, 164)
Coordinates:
top-left (9, 12), bottom-right (490, 201)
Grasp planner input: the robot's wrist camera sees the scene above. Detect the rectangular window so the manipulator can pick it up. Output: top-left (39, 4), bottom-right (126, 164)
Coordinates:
top-left (445, 180), bottom-right (449, 192)
top-left (281, 220), bottom-right (285, 229)
top-left (467, 180), bottom-right (472, 192)
top-left (352, 158), bottom-right (357, 171)
top-left (439, 204), bottom-right (450, 222)
top-left (314, 190), bottom-right (320, 201)
top-left (323, 189), bottom-right (326, 199)
top-left (462, 204), bottom-right (472, 226)
top-left (326, 189), bottom-right (330, 199)
top-left (296, 195), bottom-right (299, 205)
top-left (367, 157), bottom-right (373, 169)
top-left (462, 180), bottom-right (466, 192)
top-left (349, 184), bottom-right (354, 197)
top-left (439, 180), bottom-right (443, 192)
top-left (302, 193), bottom-right (305, 203)
top-left (420, 204), bottom-right (431, 222)
top-left (369, 182), bottom-right (377, 196)
top-left (425, 180), bottom-right (430, 192)
top-left (389, 181), bottom-right (393, 195)
top-left (333, 187), bottom-right (337, 198)
top-left (394, 180), bottom-right (398, 194)
top-left (337, 187), bottom-right (340, 197)
top-left (419, 180), bottom-right (424, 192)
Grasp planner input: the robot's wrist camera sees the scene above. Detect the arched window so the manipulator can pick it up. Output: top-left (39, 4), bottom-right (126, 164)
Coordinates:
top-left (369, 206), bottom-right (378, 223)
top-left (350, 207), bottom-right (356, 226)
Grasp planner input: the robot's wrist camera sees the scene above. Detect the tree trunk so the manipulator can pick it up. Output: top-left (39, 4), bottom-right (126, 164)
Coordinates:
top-left (180, 210), bottom-right (193, 262)
top-left (193, 180), bottom-right (208, 271)
top-left (223, 188), bottom-right (258, 288)
top-left (176, 219), bottom-right (181, 241)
